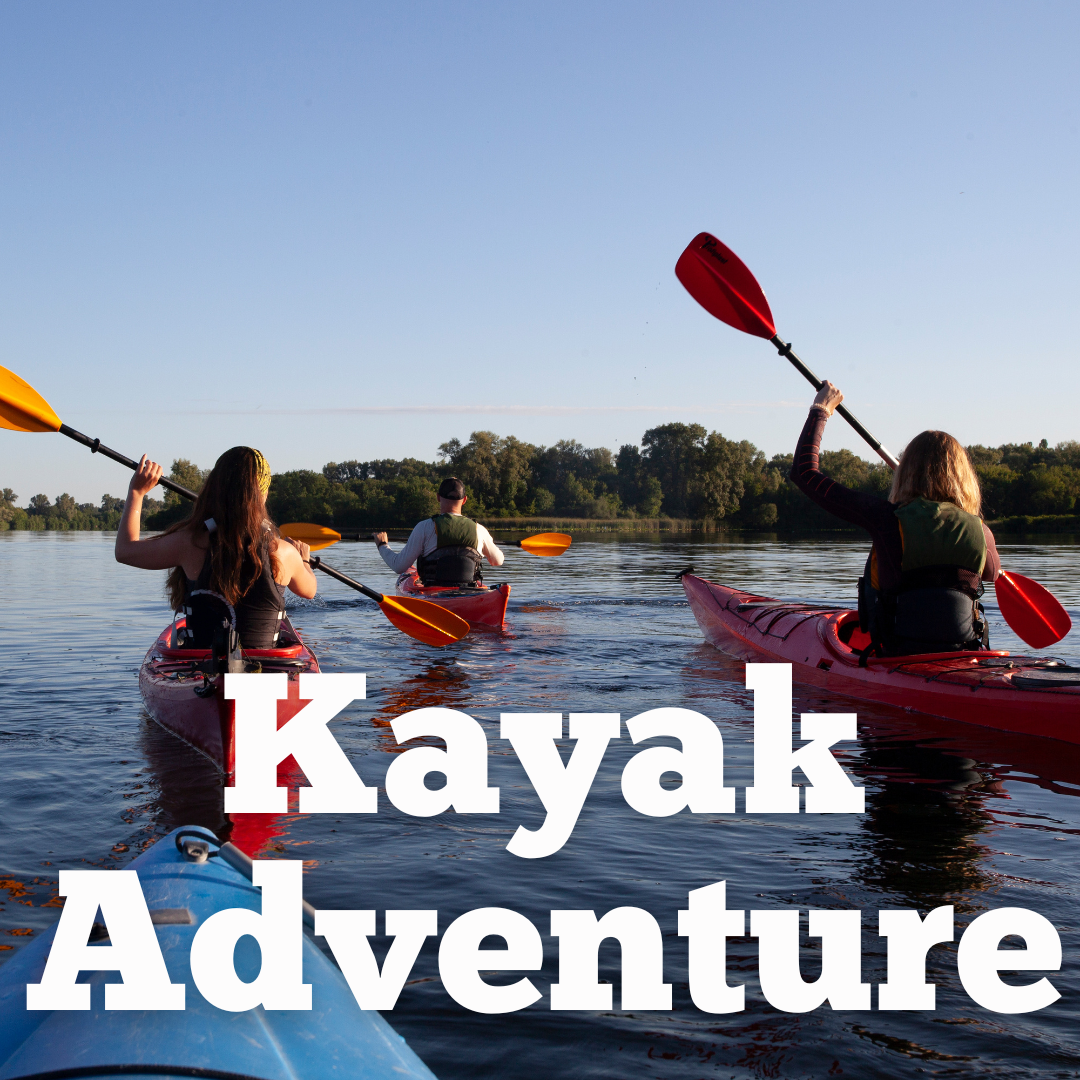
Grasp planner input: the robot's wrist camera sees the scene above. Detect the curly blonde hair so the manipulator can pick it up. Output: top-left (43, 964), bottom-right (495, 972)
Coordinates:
top-left (888, 430), bottom-right (982, 516)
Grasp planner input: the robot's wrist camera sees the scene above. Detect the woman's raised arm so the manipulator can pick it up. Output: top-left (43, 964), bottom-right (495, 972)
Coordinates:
top-left (114, 456), bottom-right (191, 570)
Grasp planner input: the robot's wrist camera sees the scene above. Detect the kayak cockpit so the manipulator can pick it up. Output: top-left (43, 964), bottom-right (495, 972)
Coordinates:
top-left (820, 609), bottom-right (1009, 666)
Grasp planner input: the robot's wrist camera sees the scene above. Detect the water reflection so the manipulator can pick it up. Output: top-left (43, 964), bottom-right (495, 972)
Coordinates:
top-left (137, 711), bottom-right (226, 838)
top-left (854, 736), bottom-right (998, 908)
top-left (5, 531), bottom-right (1080, 1079)
top-left (372, 659), bottom-right (475, 725)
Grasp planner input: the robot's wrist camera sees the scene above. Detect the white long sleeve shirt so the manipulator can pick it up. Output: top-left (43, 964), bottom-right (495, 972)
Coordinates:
top-left (378, 516), bottom-right (505, 575)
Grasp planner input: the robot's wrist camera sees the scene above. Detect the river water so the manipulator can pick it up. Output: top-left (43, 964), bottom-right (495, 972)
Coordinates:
top-left (1, 530), bottom-right (1079, 1079)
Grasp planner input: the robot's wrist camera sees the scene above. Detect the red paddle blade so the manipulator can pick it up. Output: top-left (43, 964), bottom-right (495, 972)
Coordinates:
top-left (675, 232), bottom-right (776, 339)
top-left (996, 571), bottom-right (1072, 649)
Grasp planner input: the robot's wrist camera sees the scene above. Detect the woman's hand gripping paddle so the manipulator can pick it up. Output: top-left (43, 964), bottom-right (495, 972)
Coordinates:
top-left (0, 365), bottom-right (469, 646)
top-left (279, 522), bottom-right (572, 556)
top-left (674, 234), bottom-right (1073, 649)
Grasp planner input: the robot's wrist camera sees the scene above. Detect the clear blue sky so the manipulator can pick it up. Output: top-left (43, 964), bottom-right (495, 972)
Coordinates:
top-left (3, 1), bottom-right (1078, 502)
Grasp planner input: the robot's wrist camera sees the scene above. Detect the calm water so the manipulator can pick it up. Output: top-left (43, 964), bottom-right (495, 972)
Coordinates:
top-left (1, 530), bottom-right (1079, 1079)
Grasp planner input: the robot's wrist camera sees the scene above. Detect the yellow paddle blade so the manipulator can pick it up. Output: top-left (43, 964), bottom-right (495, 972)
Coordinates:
top-left (0, 366), bottom-right (62, 433)
top-left (379, 595), bottom-right (471, 646)
top-left (519, 531), bottom-right (572, 556)
top-left (279, 522), bottom-right (342, 551)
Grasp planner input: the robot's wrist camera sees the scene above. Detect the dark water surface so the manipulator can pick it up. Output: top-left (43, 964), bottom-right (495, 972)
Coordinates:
top-left (2, 530), bottom-right (1079, 1079)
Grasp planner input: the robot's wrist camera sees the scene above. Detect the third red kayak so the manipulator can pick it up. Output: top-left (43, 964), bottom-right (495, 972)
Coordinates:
top-left (396, 571), bottom-right (510, 630)
top-left (681, 572), bottom-right (1080, 744)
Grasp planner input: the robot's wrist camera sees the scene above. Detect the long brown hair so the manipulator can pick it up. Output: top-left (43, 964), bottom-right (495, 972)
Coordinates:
top-left (165, 446), bottom-right (279, 610)
top-left (888, 430), bottom-right (982, 516)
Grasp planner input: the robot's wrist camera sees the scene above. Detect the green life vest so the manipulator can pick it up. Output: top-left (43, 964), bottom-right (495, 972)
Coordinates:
top-left (895, 498), bottom-right (987, 578)
top-left (431, 513), bottom-right (480, 551)
top-left (418, 514), bottom-right (483, 587)
top-left (859, 498), bottom-right (989, 658)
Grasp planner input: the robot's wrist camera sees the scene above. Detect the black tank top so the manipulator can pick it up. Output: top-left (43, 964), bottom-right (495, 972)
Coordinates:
top-left (183, 539), bottom-right (286, 649)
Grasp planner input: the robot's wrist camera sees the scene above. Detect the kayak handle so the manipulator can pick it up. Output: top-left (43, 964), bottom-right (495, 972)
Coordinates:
top-left (174, 825), bottom-right (316, 930)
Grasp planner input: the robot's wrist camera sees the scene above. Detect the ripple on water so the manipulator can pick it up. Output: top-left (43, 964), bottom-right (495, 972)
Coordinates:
top-left (1, 530), bottom-right (1079, 1078)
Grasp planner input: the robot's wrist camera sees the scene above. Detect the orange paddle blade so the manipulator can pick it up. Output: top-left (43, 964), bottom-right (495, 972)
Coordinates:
top-left (279, 522), bottom-right (342, 551)
top-left (379, 595), bottom-right (471, 646)
top-left (996, 571), bottom-right (1072, 649)
top-left (518, 532), bottom-right (572, 556)
top-left (0, 365), bottom-right (62, 433)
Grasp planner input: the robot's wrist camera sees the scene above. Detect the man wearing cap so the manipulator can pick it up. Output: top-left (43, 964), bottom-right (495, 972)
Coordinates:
top-left (373, 477), bottom-right (505, 587)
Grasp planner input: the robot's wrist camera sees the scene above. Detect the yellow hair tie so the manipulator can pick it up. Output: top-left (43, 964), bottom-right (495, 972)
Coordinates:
top-left (252, 448), bottom-right (271, 495)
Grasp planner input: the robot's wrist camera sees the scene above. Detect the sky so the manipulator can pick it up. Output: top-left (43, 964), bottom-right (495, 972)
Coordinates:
top-left (2, 1), bottom-right (1078, 503)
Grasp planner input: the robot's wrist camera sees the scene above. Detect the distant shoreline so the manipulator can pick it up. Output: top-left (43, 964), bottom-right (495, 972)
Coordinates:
top-left (5, 513), bottom-right (1077, 539)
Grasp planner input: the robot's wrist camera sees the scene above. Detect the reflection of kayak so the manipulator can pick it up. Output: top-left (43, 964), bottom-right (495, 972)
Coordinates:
top-left (0, 825), bottom-right (437, 1080)
top-left (681, 573), bottom-right (1080, 743)
top-left (396, 571), bottom-right (510, 629)
top-left (139, 616), bottom-right (320, 778)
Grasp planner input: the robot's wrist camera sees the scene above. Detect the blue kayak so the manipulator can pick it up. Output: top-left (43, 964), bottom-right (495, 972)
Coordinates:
top-left (0, 826), bottom-right (438, 1080)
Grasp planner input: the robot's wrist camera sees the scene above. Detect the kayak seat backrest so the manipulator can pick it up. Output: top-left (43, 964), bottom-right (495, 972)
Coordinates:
top-left (418, 545), bottom-right (484, 587)
top-left (157, 619), bottom-right (305, 661)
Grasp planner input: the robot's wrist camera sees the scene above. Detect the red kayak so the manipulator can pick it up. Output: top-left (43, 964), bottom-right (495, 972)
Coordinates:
top-left (396, 571), bottom-right (510, 629)
top-left (681, 572), bottom-right (1080, 744)
top-left (138, 616), bottom-right (320, 777)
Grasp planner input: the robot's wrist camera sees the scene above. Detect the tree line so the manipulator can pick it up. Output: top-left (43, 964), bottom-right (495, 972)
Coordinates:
top-left (3, 429), bottom-right (1078, 533)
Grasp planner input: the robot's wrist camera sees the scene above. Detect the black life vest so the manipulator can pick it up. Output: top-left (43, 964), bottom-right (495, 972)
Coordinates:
top-left (858, 498), bottom-right (989, 658)
top-left (417, 514), bottom-right (484, 587)
top-left (178, 538), bottom-right (286, 651)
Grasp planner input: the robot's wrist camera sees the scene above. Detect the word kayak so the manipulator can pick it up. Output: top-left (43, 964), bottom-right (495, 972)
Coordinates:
top-left (680, 573), bottom-right (1080, 744)
top-left (139, 616), bottom-right (321, 777)
top-left (396, 570), bottom-right (510, 629)
top-left (0, 825), bottom-right (437, 1080)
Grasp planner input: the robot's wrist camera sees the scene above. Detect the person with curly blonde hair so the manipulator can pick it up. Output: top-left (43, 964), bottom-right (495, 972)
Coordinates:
top-left (791, 382), bottom-right (1000, 656)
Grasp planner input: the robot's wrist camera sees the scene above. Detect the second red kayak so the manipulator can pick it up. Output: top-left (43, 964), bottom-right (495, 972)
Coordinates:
top-left (681, 572), bottom-right (1080, 744)
top-left (139, 616), bottom-right (320, 777)
top-left (396, 571), bottom-right (510, 629)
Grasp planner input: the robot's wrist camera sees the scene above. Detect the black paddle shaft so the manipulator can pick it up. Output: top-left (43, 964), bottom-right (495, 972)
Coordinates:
top-left (58, 423), bottom-right (200, 499)
top-left (769, 336), bottom-right (899, 470)
top-left (308, 555), bottom-right (385, 603)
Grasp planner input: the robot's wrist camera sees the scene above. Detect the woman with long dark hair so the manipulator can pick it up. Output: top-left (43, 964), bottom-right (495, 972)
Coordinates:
top-left (115, 446), bottom-right (315, 649)
top-left (791, 382), bottom-right (1000, 657)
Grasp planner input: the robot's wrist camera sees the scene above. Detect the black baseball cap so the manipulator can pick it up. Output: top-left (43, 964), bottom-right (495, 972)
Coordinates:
top-left (438, 477), bottom-right (466, 500)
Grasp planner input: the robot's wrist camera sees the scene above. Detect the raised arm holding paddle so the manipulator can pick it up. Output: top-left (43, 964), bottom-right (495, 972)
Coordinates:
top-left (0, 364), bottom-right (469, 647)
top-left (675, 231), bottom-right (1071, 651)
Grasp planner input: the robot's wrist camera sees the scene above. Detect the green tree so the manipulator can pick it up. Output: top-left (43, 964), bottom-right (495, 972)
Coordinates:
top-left (163, 460), bottom-right (209, 506)
top-left (641, 423), bottom-right (707, 517)
top-left (54, 493), bottom-right (76, 521)
top-left (697, 435), bottom-right (758, 520)
top-left (439, 431), bottom-right (537, 516)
